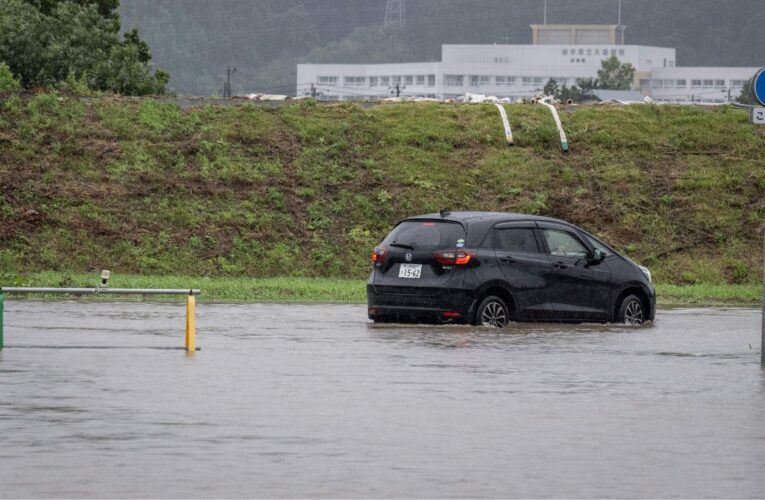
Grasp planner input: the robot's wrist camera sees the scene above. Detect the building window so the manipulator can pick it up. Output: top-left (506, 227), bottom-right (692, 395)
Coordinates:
top-left (582, 58), bottom-right (586, 63)
top-left (731, 79), bottom-right (745, 87)
top-left (533, 77), bottom-right (544, 85)
top-left (427, 75), bottom-right (436, 87)
top-left (344, 76), bottom-right (365, 86)
top-left (381, 76), bottom-right (390, 86)
top-left (392, 76), bottom-right (401, 84)
top-left (663, 79), bottom-right (674, 88)
top-left (416, 75), bottom-right (425, 86)
top-left (494, 57), bottom-right (509, 63)
top-left (618, 49), bottom-right (625, 56)
top-left (703, 79), bottom-right (713, 88)
top-left (405, 75), bottom-right (414, 85)
top-left (445, 75), bottom-right (464, 87)
top-left (571, 58), bottom-right (575, 63)
top-left (318, 76), bottom-right (338, 84)
top-left (611, 49), bottom-right (617, 56)
top-left (715, 79), bottom-right (725, 88)
top-left (470, 75), bottom-right (479, 86)
top-left (593, 49), bottom-right (599, 55)
top-left (522, 76), bottom-right (533, 86)
top-left (676, 79), bottom-right (686, 88)
top-left (578, 48), bottom-right (584, 55)
top-left (480, 75), bottom-right (490, 86)
top-left (369, 76), bottom-right (378, 87)
top-left (691, 79), bottom-right (702, 89)
top-left (652, 79), bottom-right (663, 89)
top-left (562, 49), bottom-right (568, 55)
top-left (586, 49), bottom-right (592, 56)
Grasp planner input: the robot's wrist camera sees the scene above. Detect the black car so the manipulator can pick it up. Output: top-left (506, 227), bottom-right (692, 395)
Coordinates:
top-left (367, 211), bottom-right (655, 326)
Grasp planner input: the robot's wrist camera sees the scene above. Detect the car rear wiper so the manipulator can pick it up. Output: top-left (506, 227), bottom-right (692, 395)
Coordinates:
top-left (390, 242), bottom-right (415, 250)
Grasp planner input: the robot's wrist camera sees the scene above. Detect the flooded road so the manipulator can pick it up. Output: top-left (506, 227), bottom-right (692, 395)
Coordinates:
top-left (1, 301), bottom-right (763, 498)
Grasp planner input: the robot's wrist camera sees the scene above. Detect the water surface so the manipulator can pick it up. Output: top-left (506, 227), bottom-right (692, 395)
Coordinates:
top-left (1, 302), bottom-right (763, 498)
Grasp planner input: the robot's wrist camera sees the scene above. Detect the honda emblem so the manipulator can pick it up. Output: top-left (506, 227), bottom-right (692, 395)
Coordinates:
top-left (405, 253), bottom-right (413, 262)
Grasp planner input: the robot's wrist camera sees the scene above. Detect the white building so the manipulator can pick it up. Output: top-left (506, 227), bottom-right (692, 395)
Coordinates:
top-left (296, 24), bottom-right (756, 104)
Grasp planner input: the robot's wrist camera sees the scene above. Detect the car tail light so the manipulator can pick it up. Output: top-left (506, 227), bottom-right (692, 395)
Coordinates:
top-left (371, 246), bottom-right (390, 264)
top-left (442, 311), bottom-right (462, 318)
top-left (433, 249), bottom-right (474, 266)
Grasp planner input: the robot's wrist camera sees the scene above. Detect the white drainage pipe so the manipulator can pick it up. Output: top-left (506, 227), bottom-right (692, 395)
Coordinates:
top-left (494, 103), bottom-right (514, 146)
top-left (539, 96), bottom-right (569, 153)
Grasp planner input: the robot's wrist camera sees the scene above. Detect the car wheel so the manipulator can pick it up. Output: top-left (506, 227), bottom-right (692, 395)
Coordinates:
top-left (618, 295), bottom-right (645, 325)
top-left (476, 296), bottom-right (510, 328)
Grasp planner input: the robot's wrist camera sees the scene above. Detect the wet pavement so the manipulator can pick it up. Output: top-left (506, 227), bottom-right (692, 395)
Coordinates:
top-left (0, 301), bottom-right (763, 498)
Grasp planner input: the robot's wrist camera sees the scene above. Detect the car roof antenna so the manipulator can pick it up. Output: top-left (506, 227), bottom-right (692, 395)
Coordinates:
top-left (439, 209), bottom-right (451, 218)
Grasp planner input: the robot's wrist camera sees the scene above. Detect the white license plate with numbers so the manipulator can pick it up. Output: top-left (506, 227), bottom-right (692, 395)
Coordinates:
top-left (398, 263), bottom-right (422, 279)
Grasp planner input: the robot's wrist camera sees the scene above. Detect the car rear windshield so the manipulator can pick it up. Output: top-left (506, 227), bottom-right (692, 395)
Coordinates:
top-left (382, 220), bottom-right (466, 251)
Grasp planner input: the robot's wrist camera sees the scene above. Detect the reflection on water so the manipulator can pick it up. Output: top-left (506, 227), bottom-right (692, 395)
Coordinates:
top-left (0, 301), bottom-right (763, 498)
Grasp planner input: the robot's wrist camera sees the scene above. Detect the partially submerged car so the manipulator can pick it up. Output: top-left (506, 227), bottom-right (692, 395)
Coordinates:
top-left (367, 211), bottom-right (655, 326)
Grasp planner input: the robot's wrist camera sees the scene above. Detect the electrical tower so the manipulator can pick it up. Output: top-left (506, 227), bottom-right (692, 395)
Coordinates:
top-left (384, 0), bottom-right (405, 27)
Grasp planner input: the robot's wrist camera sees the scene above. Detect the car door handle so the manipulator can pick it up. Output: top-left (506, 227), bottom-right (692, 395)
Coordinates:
top-left (500, 257), bottom-right (516, 263)
top-left (553, 262), bottom-right (568, 269)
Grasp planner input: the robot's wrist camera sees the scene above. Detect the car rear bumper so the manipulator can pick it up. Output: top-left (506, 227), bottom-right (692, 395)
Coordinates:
top-left (367, 284), bottom-right (475, 322)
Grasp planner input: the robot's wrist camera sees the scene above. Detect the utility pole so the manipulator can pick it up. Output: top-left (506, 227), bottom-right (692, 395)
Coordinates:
top-left (223, 66), bottom-right (236, 98)
top-left (384, 0), bottom-right (405, 27)
top-left (543, 0), bottom-right (547, 24)
top-left (618, 0), bottom-right (622, 26)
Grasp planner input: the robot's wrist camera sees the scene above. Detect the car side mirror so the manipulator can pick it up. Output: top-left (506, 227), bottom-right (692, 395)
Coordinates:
top-left (590, 248), bottom-right (605, 263)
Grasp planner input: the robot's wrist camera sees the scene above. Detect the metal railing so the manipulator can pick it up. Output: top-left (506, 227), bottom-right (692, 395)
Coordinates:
top-left (0, 286), bottom-right (201, 352)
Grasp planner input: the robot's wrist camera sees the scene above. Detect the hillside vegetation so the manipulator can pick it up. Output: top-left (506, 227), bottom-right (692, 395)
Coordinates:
top-left (0, 93), bottom-right (763, 287)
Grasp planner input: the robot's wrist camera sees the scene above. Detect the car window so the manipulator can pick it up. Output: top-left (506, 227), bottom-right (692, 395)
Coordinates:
top-left (382, 221), bottom-right (466, 251)
top-left (543, 229), bottom-right (589, 258)
top-left (495, 228), bottom-right (540, 253)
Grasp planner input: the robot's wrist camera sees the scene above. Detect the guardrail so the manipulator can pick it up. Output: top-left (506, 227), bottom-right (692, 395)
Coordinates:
top-left (0, 287), bottom-right (201, 352)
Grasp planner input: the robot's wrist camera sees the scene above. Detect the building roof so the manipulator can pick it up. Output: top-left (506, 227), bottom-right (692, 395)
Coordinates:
top-left (581, 89), bottom-right (647, 102)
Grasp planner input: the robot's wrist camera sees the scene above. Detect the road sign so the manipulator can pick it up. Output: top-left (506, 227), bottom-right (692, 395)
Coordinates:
top-left (752, 67), bottom-right (765, 106)
top-left (750, 107), bottom-right (765, 124)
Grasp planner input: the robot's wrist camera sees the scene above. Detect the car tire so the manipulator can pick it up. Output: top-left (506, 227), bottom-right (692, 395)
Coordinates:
top-left (617, 295), bottom-right (645, 325)
top-left (476, 295), bottom-right (510, 328)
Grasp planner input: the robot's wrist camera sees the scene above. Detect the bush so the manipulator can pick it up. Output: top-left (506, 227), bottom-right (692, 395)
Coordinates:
top-left (0, 62), bottom-right (21, 92)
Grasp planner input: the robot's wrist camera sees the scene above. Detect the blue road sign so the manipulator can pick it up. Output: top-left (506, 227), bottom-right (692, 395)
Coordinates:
top-left (753, 68), bottom-right (765, 106)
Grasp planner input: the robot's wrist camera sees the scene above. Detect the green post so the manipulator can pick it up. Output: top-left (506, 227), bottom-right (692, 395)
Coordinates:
top-left (0, 290), bottom-right (4, 350)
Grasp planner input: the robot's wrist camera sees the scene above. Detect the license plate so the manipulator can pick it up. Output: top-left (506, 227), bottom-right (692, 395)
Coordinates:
top-left (398, 263), bottom-right (422, 279)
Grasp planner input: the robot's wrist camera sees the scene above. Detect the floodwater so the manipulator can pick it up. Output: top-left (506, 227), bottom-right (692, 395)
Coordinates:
top-left (0, 301), bottom-right (763, 499)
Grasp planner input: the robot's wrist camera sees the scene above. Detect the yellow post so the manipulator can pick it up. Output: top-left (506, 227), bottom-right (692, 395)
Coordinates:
top-left (185, 292), bottom-right (196, 352)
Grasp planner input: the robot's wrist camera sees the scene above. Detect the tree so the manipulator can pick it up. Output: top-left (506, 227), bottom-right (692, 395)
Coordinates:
top-left (543, 78), bottom-right (559, 97)
top-left (557, 84), bottom-right (582, 103)
top-left (596, 55), bottom-right (636, 90)
top-left (0, 0), bottom-right (168, 95)
top-left (737, 78), bottom-right (756, 105)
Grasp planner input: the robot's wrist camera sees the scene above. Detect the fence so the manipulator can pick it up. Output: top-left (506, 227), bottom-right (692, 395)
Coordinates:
top-left (0, 287), bottom-right (201, 352)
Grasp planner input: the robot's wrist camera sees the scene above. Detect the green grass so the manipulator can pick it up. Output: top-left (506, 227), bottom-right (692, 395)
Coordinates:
top-left (10, 272), bottom-right (366, 303)
top-left (0, 94), bottom-right (763, 289)
top-left (656, 283), bottom-right (762, 307)
top-left (3, 272), bottom-right (761, 307)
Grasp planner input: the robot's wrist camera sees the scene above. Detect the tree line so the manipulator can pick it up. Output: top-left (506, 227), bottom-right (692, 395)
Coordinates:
top-left (0, 0), bottom-right (167, 94)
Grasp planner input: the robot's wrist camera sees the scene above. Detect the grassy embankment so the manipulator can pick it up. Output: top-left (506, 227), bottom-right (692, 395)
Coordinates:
top-left (0, 93), bottom-right (763, 305)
